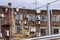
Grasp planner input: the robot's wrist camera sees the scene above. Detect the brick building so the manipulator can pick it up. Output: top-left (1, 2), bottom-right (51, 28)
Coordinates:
top-left (0, 3), bottom-right (60, 40)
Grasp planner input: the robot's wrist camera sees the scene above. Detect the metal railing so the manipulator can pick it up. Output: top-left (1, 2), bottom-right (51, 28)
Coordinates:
top-left (25, 34), bottom-right (60, 40)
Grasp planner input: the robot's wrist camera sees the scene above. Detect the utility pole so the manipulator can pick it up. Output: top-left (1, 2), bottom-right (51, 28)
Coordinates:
top-left (32, 0), bottom-right (38, 10)
top-left (47, 3), bottom-right (51, 35)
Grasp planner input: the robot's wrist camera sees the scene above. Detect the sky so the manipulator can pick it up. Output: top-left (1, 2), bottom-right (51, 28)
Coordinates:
top-left (0, 0), bottom-right (60, 10)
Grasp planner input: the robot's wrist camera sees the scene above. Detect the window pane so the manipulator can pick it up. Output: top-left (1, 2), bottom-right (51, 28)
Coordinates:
top-left (16, 26), bottom-right (22, 34)
top-left (36, 15), bottom-right (40, 20)
top-left (28, 15), bottom-right (35, 21)
top-left (41, 29), bottom-right (46, 36)
top-left (52, 15), bottom-right (59, 21)
top-left (15, 14), bottom-right (23, 20)
top-left (40, 15), bottom-right (47, 21)
top-left (54, 29), bottom-right (59, 34)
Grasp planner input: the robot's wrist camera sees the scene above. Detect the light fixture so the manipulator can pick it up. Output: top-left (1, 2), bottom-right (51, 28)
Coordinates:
top-left (36, 9), bottom-right (41, 14)
top-left (16, 7), bottom-right (19, 12)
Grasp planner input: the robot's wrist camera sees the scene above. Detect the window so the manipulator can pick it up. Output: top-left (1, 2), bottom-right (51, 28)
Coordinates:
top-left (15, 14), bottom-right (23, 20)
top-left (16, 26), bottom-right (22, 34)
top-left (40, 15), bottom-right (47, 21)
top-left (52, 15), bottom-right (59, 21)
top-left (29, 27), bottom-right (36, 32)
top-left (2, 17), bottom-right (9, 24)
top-left (40, 27), bottom-right (47, 36)
top-left (28, 15), bottom-right (35, 21)
top-left (36, 15), bottom-right (40, 20)
top-left (54, 29), bottom-right (58, 34)
top-left (53, 27), bottom-right (59, 34)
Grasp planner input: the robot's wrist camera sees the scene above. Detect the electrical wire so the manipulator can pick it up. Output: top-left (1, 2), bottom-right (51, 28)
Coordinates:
top-left (37, 0), bottom-right (60, 9)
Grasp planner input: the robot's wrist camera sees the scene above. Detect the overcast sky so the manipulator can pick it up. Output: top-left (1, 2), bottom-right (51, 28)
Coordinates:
top-left (0, 0), bottom-right (60, 10)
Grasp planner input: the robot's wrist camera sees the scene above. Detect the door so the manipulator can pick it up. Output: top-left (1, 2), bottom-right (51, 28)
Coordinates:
top-left (1, 25), bottom-right (10, 40)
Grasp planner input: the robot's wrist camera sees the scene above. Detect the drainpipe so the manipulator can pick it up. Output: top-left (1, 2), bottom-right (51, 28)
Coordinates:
top-left (47, 3), bottom-right (51, 35)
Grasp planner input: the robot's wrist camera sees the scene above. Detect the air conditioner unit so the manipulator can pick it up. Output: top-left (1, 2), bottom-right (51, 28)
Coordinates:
top-left (24, 26), bottom-right (28, 29)
top-left (36, 21), bottom-right (40, 24)
top-left (25, 32), bottom-right (29, 35)
top-left (6, 30), bottom-right (9, 36)
top-left (29, 27), bottom-right (36, 32)
top-left (26, 15), bottom-right (29, 18)
top-left (24, 21), bottom-right (28, 24)
top-left (19, 21), bottom-right (21, 24)
top-left (36, 15), bottom-right (40, 20)
top-left (0, 33), bottom-right (2, 37)
top-left (43, 19), bottom-right (46, 21)
top-left (36, 33), bottom-right (41, 37)
top-left (16, 20), bottom-right (21, 25)
top-left (24, 15), bottom-right (29, 18)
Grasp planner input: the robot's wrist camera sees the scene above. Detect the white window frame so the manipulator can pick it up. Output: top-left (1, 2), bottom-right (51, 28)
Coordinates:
top-left (52, 15), bottom-right (59, 22)
top-left (40, 27), bottom-right (47, 35)
top-left (52, 27), bottom-right (60, 34)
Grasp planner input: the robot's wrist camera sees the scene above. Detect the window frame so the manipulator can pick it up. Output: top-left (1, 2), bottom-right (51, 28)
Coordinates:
top-left (15, 26), bottom-right (22, 34)
top-left (40, 15), bottom-right (47, 21)
top-left (28, 14), bottom-right (35, 21)
top-left (15, 13), bottom-right (23, 20)
top-left (52, 27), bottom-right (60, 34)
top-left (52, 15), bottom-right (59, 22)
top-left (40, 27), bottom-right (47, 36)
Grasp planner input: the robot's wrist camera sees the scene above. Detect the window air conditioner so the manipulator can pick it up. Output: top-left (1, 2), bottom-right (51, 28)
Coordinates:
top-left (30, 27), bottom-right (36, 32)
top-left (0, 33), bottom-right (2, 37)
top-left (25, 32), bottom-right (29, 35)
top-left (24, 21), bottom-right (27, 24)
top-left (24, 15), bottom-right (29, 18)
top-left (25, 26), bottom-right (28, 29)
top-left (36, 33), bottom-right (41, 37)
top-left (36, 21), bottom-right (40, 24)
top-left (16, 20), bottom-right (21, 25)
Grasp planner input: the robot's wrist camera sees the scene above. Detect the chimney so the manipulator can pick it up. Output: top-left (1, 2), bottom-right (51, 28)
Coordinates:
top-left (8, 3), bottom-right (12, 8)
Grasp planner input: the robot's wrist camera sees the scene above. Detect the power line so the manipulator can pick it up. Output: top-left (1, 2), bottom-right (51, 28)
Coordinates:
top-left (37, 0), bottom-right (60, 9)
